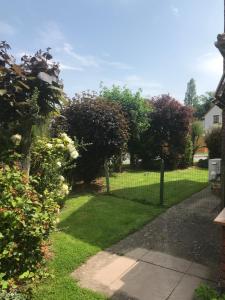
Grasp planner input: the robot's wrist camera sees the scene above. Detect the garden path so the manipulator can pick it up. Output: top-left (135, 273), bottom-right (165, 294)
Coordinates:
top-left (72, 187), bottom-right (222, 300)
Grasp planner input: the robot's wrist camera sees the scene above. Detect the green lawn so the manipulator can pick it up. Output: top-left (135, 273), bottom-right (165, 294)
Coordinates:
top-left (33, 194), bottom-right (164, 300)
top-left (109, 167), bottom-right (208, 206)
top-left (34, 168), bottom-right (208, 300)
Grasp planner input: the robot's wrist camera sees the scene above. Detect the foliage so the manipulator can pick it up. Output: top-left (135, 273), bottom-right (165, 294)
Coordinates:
top-left (197, 159), bottom-right (208, 169)
top-left (30, 133), bottom-right (78, 205)
top-left (195, 284), bottom-right (225, 300)
top-left (0, 291), bottom-right (27, 300)
top-left (184, 78), bottom-right (198, 107)
top-left (140, 95), bottom-right (193, 169)
top-left (180, 134), bottom-right (193, 168)
top-left (100, 85), bottom-right (151, 166)
top-left (205, 126), bottom-right (221, 159)
top-left (0, 41), bottom-right (65, 174)
top-left (193, 92), bottom-right (214, 120)
top-left (58, 95), bottom-right (129, 183)
top-left (191, 121), bottom-right (204, 161)
top-left (0, 161), bottom-right (58, 292)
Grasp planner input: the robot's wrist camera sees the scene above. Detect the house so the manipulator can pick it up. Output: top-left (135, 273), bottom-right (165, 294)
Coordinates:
top-left (203, 105), bottom-right (222, 132)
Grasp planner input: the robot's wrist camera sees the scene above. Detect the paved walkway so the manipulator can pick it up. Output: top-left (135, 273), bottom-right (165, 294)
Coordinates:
top-left (72, 187), bottom-right (222, 300)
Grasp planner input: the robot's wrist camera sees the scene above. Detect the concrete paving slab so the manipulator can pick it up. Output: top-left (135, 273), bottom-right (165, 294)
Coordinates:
top-left (141, 250), bottom-right (192, 273)
top-left (94, 256), bottom-right (137, 286)
top-left (187, 262), bottom-right (214, 281)
top-left (125, 248), bottom-right (149, 260)
top-left (168, 274), bottom-right (206, 300)
top-left (110, 261), bottom-right (183, 300)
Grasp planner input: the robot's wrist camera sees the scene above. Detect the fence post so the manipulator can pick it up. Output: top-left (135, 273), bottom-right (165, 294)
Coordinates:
top-left (104, 160), bottom-right (110, 194)
top-left (160, 158), bottom-right (165, 206)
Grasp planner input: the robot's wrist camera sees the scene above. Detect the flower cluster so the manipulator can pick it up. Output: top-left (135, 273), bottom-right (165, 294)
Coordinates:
top-left (10, 134), bottom-right (22, 146)
top-left (30, 133), bottom-right (78, 203)
top-left (60, 133), bottom-right (79, 159)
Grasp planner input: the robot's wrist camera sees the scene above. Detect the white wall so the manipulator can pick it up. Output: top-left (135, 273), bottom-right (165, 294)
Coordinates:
top-left (204, 105), bottom-right (222, 132)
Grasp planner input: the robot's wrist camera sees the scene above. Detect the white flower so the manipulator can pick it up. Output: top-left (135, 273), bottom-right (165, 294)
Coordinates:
top-left (61, 183), bottom-right (69, 195)
top-left (59, 175), bottom-right (65, 182)
top-left (11, 134), bottom-right (22, 145)
top-left (70, 150), bottom-right (79, 159)
top-left (46, 143), bottom-right (53, 149)
top-left (57, 161), bottom-right (62, 167)
top-left (56, 143), bottom-right (64, 149)
top-left (67, 143), bottom-right (75, 153)
top-left (60, 133), bottom-right (73, 144)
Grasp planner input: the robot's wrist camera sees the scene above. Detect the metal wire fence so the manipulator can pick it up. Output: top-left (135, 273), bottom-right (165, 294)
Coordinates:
top-left (102, 160), bottom-right (209, 207)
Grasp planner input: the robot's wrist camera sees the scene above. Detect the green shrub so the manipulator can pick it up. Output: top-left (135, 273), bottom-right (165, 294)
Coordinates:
top-left (205, 126), bottom-right (221, 159)
top-left (197, 158), bottom-right (208, 169)
top-left (0, 291), bottom-right (27, 300)
top-left (0, 162), bottom-right (59, 292)
top-left (59, 96), bottom-right (129, 183)
top-left (30, 133), bottom-right (78, 205)
top-left (196, 284), bottom-right (225, 300)
top-left (180, 134), bottom-right (193, 168)
top-left (140, 95), bottom-right (193, 170)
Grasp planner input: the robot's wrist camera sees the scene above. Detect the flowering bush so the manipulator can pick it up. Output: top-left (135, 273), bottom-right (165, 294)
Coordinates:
top-left (30, 133), bottom-right (78, 205)
top-left (0, 162), bottom-right (58, 293)
top-left (0, 133), bottom-right (78, 294)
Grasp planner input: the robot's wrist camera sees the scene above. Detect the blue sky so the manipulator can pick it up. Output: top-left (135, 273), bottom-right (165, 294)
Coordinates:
top-left (0, 0), bottom-right (224, 101)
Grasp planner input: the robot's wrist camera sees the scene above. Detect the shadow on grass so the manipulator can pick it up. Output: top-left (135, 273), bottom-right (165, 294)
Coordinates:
top-left (58, 180), bottom-right (208, 250)
top-left (109, 179), bottom-right (208, 206)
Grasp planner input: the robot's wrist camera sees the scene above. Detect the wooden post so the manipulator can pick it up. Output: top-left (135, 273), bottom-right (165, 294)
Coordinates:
top-left (222, 0), bottom-right (225, 207)
top-left (104, 160), bottom-right (110, 194)
top-left (214, 209), bottom-right (225, 288)
top-left (160, 159), bottom-right (165, 206)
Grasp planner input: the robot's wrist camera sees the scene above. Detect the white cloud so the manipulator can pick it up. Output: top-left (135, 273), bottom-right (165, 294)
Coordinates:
top-left (63, 43), bottom-right (99, 67)
top-left (171, 6), bottom-right (179, 17)
top-left (196, 52), bottom-right (223, 76)
top-left (59, 63), bottom-right (84, 71)
top-left (62, 42), bottom-right (132, 70)
top-left (101, 75), bottom-right (162, 96)
top-left (99, 59), bottom-right (132, 70)
top-left (38, 22), bottom-right (64, 47)
top-left (0, 21), bottom-right (15, 35)
top-left (37, 22), bottom-right (132, 72)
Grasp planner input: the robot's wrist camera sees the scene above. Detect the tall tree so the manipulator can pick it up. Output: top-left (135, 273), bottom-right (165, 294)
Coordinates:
top-left (0, 41), bottom-right (65, 174)
top-left (184, 78), bottom-right (198, 107)
top-left (100, 85), bottom-right (151, 167)
top-left (193, 91), bottom-right (214, 119)
top-left (57, 94), bottom-right (129, 183)
top-left (140, 95), bottom-right (193, 170)
top-left (191, 121), bottom-right (204, 162)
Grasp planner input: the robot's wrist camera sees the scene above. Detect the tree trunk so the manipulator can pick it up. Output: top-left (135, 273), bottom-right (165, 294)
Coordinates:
top-left (130, 152), bottom-right (138, 168)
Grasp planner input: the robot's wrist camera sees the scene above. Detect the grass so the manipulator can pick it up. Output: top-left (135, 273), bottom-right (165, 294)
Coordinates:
top-left (33, 194), bottom-right (164, 300)
top-left (34, 167), bottom-right (208, 300)
top-left (109, 167), bottom-right (208, 206)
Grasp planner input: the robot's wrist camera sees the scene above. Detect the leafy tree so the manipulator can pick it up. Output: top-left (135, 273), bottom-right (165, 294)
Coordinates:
top-left (58, 94), bottom-right (129, 183)
top-left (184, 78), bottom-right (198, 107)
top-left (191, 121), bottom-right (204, 162)
top-left (100, 85), bottom-right (151, 167)
top-left (140, 95), bottom-right (193, 170)
top-left (193, 91), bottom-right (214, 120)
top-left (0, 41), bottom-right (65, 174)
top-left (205, 126), bottom-right (221, 159)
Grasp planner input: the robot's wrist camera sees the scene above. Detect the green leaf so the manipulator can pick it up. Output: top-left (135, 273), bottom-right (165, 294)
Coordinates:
top-left (19, 270), bottom-right (30, 279)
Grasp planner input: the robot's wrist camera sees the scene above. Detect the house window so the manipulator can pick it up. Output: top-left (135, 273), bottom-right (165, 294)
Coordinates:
top-left (213, 115), bottom-right (220, 124)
